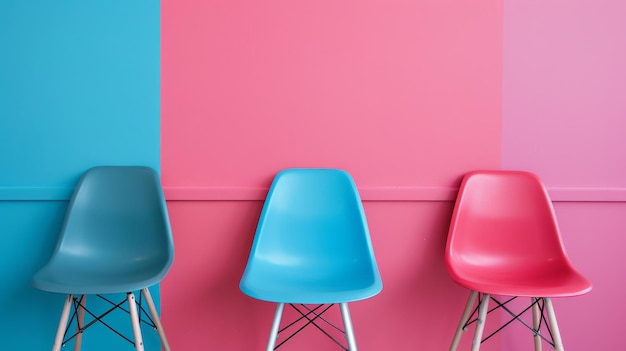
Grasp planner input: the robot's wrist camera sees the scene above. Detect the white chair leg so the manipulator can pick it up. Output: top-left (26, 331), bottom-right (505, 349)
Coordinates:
top-left (52, 294), bottom-right (74, 351)
top-left (544, 298), bottom-right (564, 351)
top-left (532, 298), bottom-right (542, 351)
top-left (340, 303), bottom-right (358, 351)
top-left (267, 303), bottom-right (285, 351)
top-left (141, 288), bottom-right (171, 351)
top-left (471, 293), bottom-right (490, 351)
top-left (450, 290), bottom-right (478, 351)
top-left (127, 292), bottom-right (145, 351)
top-left (74, 295), bottom-right (86, 351)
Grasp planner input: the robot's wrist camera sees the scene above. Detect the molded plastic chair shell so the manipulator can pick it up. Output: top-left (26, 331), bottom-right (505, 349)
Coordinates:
top-left (240, 168), bottom-right (382, 350)
top-left (445, 170), bottom-right (591, 297)
top-left (445, 170), bottom-right (592, 351)
top-left (32, 166), bottom-right (174, 295)
top-left (240, 168), bottom-right (382, 304)
top-left (31, 166), bottom-right (174, 351)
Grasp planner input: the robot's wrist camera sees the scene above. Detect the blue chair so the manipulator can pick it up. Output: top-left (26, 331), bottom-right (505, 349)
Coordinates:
top-left (240, 168), bottom-right (382, 351)
top-left (31, 166), bottom-right (174, 351)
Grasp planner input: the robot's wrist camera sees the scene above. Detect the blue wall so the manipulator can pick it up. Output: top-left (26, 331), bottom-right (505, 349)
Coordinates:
top-left (0, 1), bottom-right (161, 349)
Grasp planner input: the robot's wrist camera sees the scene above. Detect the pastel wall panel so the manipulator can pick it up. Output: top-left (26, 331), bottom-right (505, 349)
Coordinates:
top-left (161, 1), bottom-right (503, 350)
top-left (502, 0), bottom-right (626, 349)
top-left (0, 1), bottom-right (161, 350)
top-left (161, 0), bottom-right (503, 198)
top-left (502, 0), bottom-right (626, 191)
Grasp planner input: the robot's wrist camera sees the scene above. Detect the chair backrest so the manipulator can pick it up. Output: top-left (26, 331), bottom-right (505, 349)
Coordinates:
top-left (242, 168), bottom-right (381, 289)
top-left (446, 170), bottom-right (571, 275)
top-left (52, 166), bottom-right (174, 277)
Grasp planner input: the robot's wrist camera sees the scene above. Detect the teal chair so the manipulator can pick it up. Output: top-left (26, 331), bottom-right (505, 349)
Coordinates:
top-left (240, 168), bottom-right (382, 351)
top-left (32, 166), bottom-right (174, 351)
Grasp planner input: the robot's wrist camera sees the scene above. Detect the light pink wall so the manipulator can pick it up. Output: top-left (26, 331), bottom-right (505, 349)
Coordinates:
top-left (502, 0), bottom-right (626, 188)
top-left (161, 0), bottom-right (502, 350)
top-left (502, 0), bottom-right (626, 349)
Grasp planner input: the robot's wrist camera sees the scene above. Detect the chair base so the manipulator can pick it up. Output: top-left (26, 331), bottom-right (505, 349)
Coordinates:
top-left (450, 291), bottom-right (564, 351)
top-left (266, 302), bottom-right (358, 351)
top-left (51, 288), bottom-right (170, 351)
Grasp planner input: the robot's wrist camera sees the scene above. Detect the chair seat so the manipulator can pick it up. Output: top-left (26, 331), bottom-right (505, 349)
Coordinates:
top-left (32, 257), bottom-right (168, 295)
top-left (241, 274), bottom-right (381, 304)
top-left (450, 265), bottom-right (592, 297)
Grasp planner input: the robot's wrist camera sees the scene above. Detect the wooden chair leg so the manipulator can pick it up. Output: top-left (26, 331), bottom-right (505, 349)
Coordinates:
top-left (74, 295), bottom-right (86, 351)
top-left (127, 292), bottom-right (145, 351)
top-left (450, 290), bottom-right (478, 351)
top-left (471, 293), bottom-right (490, 351)
top-left (544, 298), bottom-right (564, 351)
top-left (532, 298), bottom-right (542, 351)
top-left (52, 294), bottom-right (74, 351)
top-left (340, 303), bottom-right (357, 351)
top-left (141, 288), bottom-right (171, 351)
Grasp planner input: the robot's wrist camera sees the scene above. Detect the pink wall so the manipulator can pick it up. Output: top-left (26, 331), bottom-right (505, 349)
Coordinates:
top-left (502, 0), bottom-right (626, 188)
top-left (502, 0), bottom-right (626, 349)
top-left (161, 0), bottom-right (502, 194)
top-left (161, 0), bottom-right (502, 350)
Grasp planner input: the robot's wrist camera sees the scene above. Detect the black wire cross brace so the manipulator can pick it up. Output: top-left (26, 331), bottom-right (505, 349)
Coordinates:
top-left (461, 294), bottom-right (557, 348)
top-left (60, 292), bottom-right (159, 348)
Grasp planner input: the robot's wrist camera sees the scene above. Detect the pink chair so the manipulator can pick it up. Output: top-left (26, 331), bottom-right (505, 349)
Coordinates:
top-left (445, 170), bottom-right (592, 351)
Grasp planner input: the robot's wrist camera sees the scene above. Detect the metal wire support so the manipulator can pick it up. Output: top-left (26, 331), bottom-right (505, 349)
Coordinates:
top-left (451, 291), bottom-right (563, 351)
top-left (268, 303), bottom-right (358, 350)
top-left (51, 290), bottom-right (167, 351)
